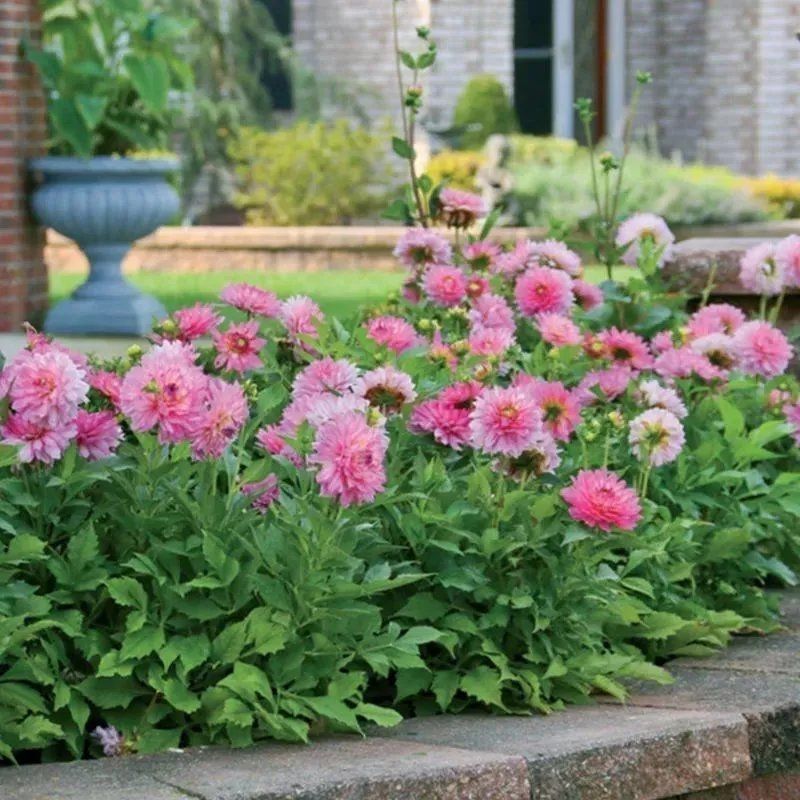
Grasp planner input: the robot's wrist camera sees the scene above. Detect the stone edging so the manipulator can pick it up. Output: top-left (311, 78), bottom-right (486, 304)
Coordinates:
top-left (3, 593), bottom-right (798, 800)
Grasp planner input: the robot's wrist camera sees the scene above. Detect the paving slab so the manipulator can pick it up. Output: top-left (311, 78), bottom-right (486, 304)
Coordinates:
top-left (779, 592), bottom-right (800, 630)
top-left (375, 706), bottom-right (751, 800)
top-left (0, 736), bottom-right (530, 800)
top-left (603, 668), bottom-right (800, 776)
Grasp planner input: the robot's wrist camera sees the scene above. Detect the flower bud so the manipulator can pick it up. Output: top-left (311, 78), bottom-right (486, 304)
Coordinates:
top-left (126, 344), bottom-right (143, 361)
top-left (608, 411), bottom-right (624, 429)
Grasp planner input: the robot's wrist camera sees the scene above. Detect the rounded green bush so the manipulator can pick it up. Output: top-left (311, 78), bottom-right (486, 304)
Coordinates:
top-left (453, 75), bottom-right (518, 150)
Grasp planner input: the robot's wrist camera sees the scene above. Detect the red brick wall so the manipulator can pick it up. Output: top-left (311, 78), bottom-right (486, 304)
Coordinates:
top-left (0, 0), bottom-right (47, 331)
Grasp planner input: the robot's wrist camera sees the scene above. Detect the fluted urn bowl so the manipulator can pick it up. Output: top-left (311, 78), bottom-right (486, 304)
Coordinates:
top-left (30, 156), bottom-right (180, 335)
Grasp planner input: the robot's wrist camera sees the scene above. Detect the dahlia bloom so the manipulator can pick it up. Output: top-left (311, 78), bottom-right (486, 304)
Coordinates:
top-left (241, 474), bottom-right (280, 514)
top-left (423, 264), bottom-right (468, 307)
top-left (212, 321), bottom-right (266, 374)
top-left (220, 283), bottom-right (282, 317)
top-left (561, 469), bottom-right (642, 532)
top-left (785, 401), bottom-right (800, 446)
top-left (402, 280), bottom-right (423, 304)
top-left (598, 328), bottom-right (653, 370)
top-left (173, 303), bottom-right (223, 340)
top-left (302, 393), bottom-right (369, 429)
top-left (365, 315), bottom-right (420, 353)
top-left (690, 333), bottom-right (738, 373)
top-left (572, 279), bottom-right (604, 311)
top-left (468, 326), bottom-right (515, 357)
top-left (615, 213), bottom-right (675, 267)
top-left (492, 244), bottom-right (529, 277)
top-left (88, 370), bottom-right (123, 408)
top-left (23, 325), bottom-right (88, 370)
top-left (515, 267), bottom-right (574, 317)
top-left (310, 411), bottom-right (388, 506)
top-left (629, 408), bottom-right (685, 466)
top-left (465, 275), bottom-right (490, 299)
top-left (190, 379), bottom-right (249, 460)
top-left (739, 243), bottom-right (784, 296)
top-left (463, 241), bottom-right (502, 271)
top-left (409, 398), bottom-right (472, 449)
top-left (470, 386), bottom-right (544, 457)
top-left (280, 295), bottom-right (324, 342)
top-left (2, 348), bottom-right (89, 427)
top-left (428, 330), bottom-right (458, 370)
top-left (687, 303), bottom-right (746, 338)
top-left (732, 320), bottom-right (793, 377)
top-left (354, 366), bottom-right (417, 413)
top-left (650, 331), bottom-right (677, 355)
top-left (535, 313), bottom-right (581, 347)
top-left (504, 431), bottom-right (561, 478)
top-left (524, 379), bottom-right (582, 442)
top-left (635, 379), bottom-right (687, 419)
top-left (292, 358), bottom-right (359, 400)
top-left (440, 380), bottom-right (484, 411)
top-left (775, 234), bottom-right (800, 288)
top-left (437, 188), bottom-right (486, 228)
top-left (526, 239), bottom-right (582, 276)
top-left (75, 410), bottom-right (123, 461)
top-left (393, 228), bottom-right (453, 270)
top-left (255, 424), bottom-right (303, 466)
top-left (653, 347), bottom-right (722, 383)
top-left (1, 414), bottom-right (76, 465)
top-left (468, 293), bottom-right (515, 332)
top-left (576, 366), bottom-right (633, 404)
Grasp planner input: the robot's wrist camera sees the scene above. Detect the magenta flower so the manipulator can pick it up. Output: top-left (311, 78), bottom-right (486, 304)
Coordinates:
top-left (629, 408), bottom-right (685, 466)
top-left (562, 469), bottom-right (642, 532)
top-left (687, 303), bottom-right (746, 338)
top-left (470, 386), bottom-right (544, 457)
top-left (468, 326), bottom-right (515, 357)
top-left (241, 473), bottom-right (280, 514)
top-left (212, 321), bottom-right (266, 374)
top-left (437, 188), bottom-right (486, 228)
top-left (88, 369), bottom-right (123, 408)
top-left (220, 283), bottom-right (281, 317)
top-left (0, 414), bottom-right (76, 464)
top-left (365, 315), bottom-right (420, 354)
top-left (732, 320), bottom-right (793, 377)
top-left (173, 303), bottom-right (223, 340)
top-left (279, 295), bottom-right (324, 342)
top-left (785, 401), bottom-right (800, 446)
top-left (393, 228), bottom-right (453, 270)
top-left (468, 293), bottom-right (515, 332)
top-left (190, 378), bottom-right (249, 460)
top-left (423, 264), bottom-right (468, 307)
top-left (535, 313), bottom-right (581, 347)
top-left (598, 328), bottom-right (653, 371)
top-left (463, 241), bottom-right (502, 271)
top-left (572, 279), bottom-right (604, 311)
top-left (524, 378), bottom-right (581, 442)
top-left (410, 399), bottom-right (471, 449)
top-left (75, 410), bottom-right (123, 460)
top-left (515, 267), bottom-right (574, 317)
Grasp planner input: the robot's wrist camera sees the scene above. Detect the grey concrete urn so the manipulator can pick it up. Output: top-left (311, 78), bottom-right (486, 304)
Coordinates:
top-left (30, 156), bottom-right (180, 335)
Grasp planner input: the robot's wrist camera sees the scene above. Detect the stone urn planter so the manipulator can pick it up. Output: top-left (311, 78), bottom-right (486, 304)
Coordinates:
top-left (30, 156), bottom-right (180, 335)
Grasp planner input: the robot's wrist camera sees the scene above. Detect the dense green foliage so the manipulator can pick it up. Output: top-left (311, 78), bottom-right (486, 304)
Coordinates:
top-left (453, 75), bottom-right (518, 150)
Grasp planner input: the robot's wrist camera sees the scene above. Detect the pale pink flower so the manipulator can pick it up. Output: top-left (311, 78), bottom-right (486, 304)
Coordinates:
top-left (526, 239), bottom-right (582, 276)
top-left (310, 411), bottom-right (388, 506)
top-left (393, 228), bottom-right (453, 270)
top-left (174, 303), bottom-right (223, 340)
top-left (280, 295), bottom-right (324, 342)
top-left (515, 267), bottom-right (574, 317)
top-left (577, 366), bottom-right (633, 404)
top-left (653, 347), bottom-right (722, 383)
top-left (650, 331), bottom-right (676, 355)
top-left (292, 358), bottom-right (359, 400)
top-left (463, 241), bottom-right (502, 271)
top-left (2, 348), bottom-right (88, 427)
top-left (561, 469), bottom-right (641, 532)
top-left (88, 370), bottom-right (122, 408)
top-left (212, 321), bottom-right (266, 373)
top-left (438, 188), bottom-right (486, 228)
top-left (739, 243), bottom-right (784, 296)
top-left (75, 410), bottom-right (123, 460)
top-left (220, 283), bottom-right (281, 317)
top-left (241, 474), bottom-right (280, 514)
top-left (785, 401), bottom-right (800, 446)
top-left (1, 414), bottom-right (75, 464)
top-left (776, 235), bottom-right (800, 288)
top-left (190, 379), bottom-right (249, 460)
top-left (255, 424), bottom-right (302, 466)
top-left (615, 213), bottom-right (675, 267)
top-left (423, 264), bottom-right (468, 307)
top-left (535, 313), bottom-right (581, 347)
top-left (354, 365), bottom-right (416, 413)
top-left (470, 386), bottom-right (544, 457)
top-left (23, 325), bottom-right (88, 370)
top-left (687, 303), bottom-right (746, 338)
top-left (468, 326), bottom-right (515, 357)
top-left (302, 393), bottom-right (370, 428)
top-left (409, 399), bottom-right (472, 449)
top-left (572, 279), bottom-right (604, 311)
top-left (732, 320), bottom-right (793, 377)
top-left (635, 379), bottom-right (687, 419)
top-left (598, 328), bottom-right (653, 370)
top-left (468, 293), bottom-right (515, 332)
top-left (522, 378), bottom-right (581, 442)
top-left (690, 333), bottom-right (738, 374)
top-left (492, 244), bottom-right (529, 277)
top-left (365, 315), bottom-right (421, 353)
top-left (629, 408), bottom-right (685, 466)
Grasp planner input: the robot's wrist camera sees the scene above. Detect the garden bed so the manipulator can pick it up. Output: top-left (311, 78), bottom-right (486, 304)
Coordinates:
top-left (2, 592), bottom-right (798, 800)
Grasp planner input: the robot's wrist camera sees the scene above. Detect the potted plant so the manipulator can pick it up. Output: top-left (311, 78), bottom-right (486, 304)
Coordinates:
top-left (26, 0), bottom-right (191, 335)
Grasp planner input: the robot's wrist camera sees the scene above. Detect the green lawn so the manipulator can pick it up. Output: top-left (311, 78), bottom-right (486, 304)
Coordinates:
top-left (49, 265), bottom-right (624, 320)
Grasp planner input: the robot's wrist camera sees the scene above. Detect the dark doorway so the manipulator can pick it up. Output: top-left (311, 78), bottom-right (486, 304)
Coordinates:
top-left (260, 0), bottom-right (292, 111)
top-left (513, 0), bottom-right (553, 134)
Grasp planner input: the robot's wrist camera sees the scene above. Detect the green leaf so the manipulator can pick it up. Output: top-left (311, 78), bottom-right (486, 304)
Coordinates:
top-left (395, 592), bottom-right (448, 622)
top-left (399, 51), bottom-right (416, 69)
top-left (161, 678), bottom-right (201, 713)
top-left (304, 696), bottom-right (360, 732)
top-left (355, 703), bottom-right (402, 728)
top-left (106, 577), bottom-right (147, 610)
top-left (459, 666), bottom-right (505, 709)
top-left (392, 136), bottom-right (416, 160)
top-left (395, 668), bottom-right (431, 701)
top-left (75, 94), bottom-right (106, 130)
top-left (123, 53), bottom-right (169, 111)
top-left (5, 534), bottom-right (45, 562)
top-left (432, 670), bottom-right (460, 711)
top-left (77, 677), bottom-right (142, 709)
top-left (49, 98), bottom-right (92, 158)
top-left (120, 625), bottom-right (165, 661)
top-left (137, 728), bottom-right (182, 753)
top-left (211, 623), bottom-right (246, 664)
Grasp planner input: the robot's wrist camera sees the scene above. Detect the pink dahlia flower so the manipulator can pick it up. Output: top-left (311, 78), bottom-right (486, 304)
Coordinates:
top-left (776, 234), bottom-right (800, 288)
top-left (492, 244), bottom-right (529, 277)
top-left (739, 243), bottom-right (784, 296)
top-left (1, 414), bottom-right (75, 464)
top-left (650, 331), bottom-right (676, 355)
top-left (515, 266), bottom-right (574, 317)
top-left (463, 241), bottom-right (502, 271)
top-left (212, 320), bottom-right (266, 374)
top-left (653, 347), bottom-right (721, 383)
top-left (526, 239), bottom-right (582, 276)
top-left (23, 325), bottom-right (88, 370)
top-left (468, 326), bottom-right (515, 357)
top-left (470, 386), bottom-right (543, 457)
top-left (635, 379), bottom-right (687, 419)
top-left (220, 283), bottom-right (281, 317)
top-left (190, 379), bottom-right (249, 460)
top-left (438, 188), bottom-right (486, 228)
top-left (572, 279), bottom-right (604, 311)
top-left (687, 303), bottom-right (746, 338)
top-left (615, 213), bottom-right (675, 267)
top-left (576, 366), bottom-right (633, 404)
top-left (561, 469), bottom-right (642, 532)
top-left (280, 295), bottom-right (324, 341)
top-left (2, 348), bottom-right (88, 427)
top-left (598, 327), bottom-right (653, 371)
top-left (423, 264), bottom-right (468, 307)
top-left (409, 398), bottom-right (472, 449)
top-left (465, 275), bottom-right (490, 299)
top-left (535, 313), bottom-right (581, 347)
top-left (523, 378), bottom-right (581, 442)
top-left (732, 320), bottom-right (793, 377)
top-left (440, 380), bottom-right (484, 411)
top-left (393, 228), bottom-right (453, 270)
top-left (173, 303), bottom-right (223, 340)
top-left (629, 408), bottom-right (685, 466)
top-left (690, 333), bottom-right (738, 374)
top-left (292, 358), bottom-right (359, 400)
top-left (88, 370), bottom-right (123, 408)
top-left (310, 411), bottom-right (388, 506)
top-left (75, 410), bottom-right (123, 461)
top-left (354, 365), bottom-right (417, 413)
top-left (302, 393), bottom-right (369, 429)
top-left (241, 473), bottom-right (280, 514)
top-left (365, 315), bottom-right (420, 353)
top-left (469, 293), bottom-right (515, 332)
top-left (785, 401), bottom-right (800, 446)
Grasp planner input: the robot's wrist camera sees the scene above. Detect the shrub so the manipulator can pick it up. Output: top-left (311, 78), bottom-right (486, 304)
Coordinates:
top-left (453, 75), bottom-right (518, 150)
top-left (426, 150), bottom-right (485, 192)
top-left (229, 121), bottom-right (395, 224)
top-left (743, 174), bottom-right (800, 219)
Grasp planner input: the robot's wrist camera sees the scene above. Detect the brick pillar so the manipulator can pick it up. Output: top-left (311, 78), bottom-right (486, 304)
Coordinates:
top-left (0, 0), bottom-right (47, 331)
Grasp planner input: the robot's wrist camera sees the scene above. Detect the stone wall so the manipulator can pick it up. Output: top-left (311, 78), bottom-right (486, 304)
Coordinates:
top-left (0, 0), bottom-right (47, 331)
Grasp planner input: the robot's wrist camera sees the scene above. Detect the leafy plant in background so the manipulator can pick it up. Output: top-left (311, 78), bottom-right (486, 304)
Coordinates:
top-left (452, 74), bottom-right (518, 150)
top-left (27, 0), bottom-right (192, 158)
top-left (426, 149), bottom-right (485, 192)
